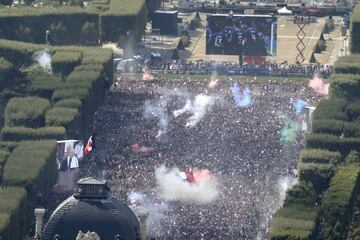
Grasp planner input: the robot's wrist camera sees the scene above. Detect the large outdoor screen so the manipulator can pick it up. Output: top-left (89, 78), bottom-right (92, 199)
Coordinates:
top-left (206, 14), bottom-right (277, 56)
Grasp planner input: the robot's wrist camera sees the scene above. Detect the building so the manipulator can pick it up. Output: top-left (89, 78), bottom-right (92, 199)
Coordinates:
top-left (39, 177), bottom-right (145, 240)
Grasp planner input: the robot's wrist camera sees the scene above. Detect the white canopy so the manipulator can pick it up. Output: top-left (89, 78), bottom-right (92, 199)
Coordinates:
top-left (277, 7), bottom-right (293, 15)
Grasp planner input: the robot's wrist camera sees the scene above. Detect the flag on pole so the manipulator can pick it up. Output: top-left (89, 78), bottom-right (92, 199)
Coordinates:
top-left (84, 136), bottom-right (93, 156)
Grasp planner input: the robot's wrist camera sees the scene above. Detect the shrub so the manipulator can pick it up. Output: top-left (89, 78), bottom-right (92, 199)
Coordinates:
top-left (51, 51), bottom-right (82, 76)
top-left (189, 18), bottom-right (201, 30)
top-left (2, 140), bottom-right (57, 199)
top-left (346, 101), bottom-right (360, 121)
top-left (0, 142), bottom-right (18, 152)
top-left (54, 98), bottom-right (82, 109)
top-left (334, 55), bottom-right (360, 74)
top-left (330, 74), bottom-right (360, 99)
top-left (345, 151), bottom-right (360, 166)
top-left (298, 163), bottom-right (335, 193)
top-left (0, 187), bottom-right (27, 240)
top-left (0, 57), bottom-right (14, 89)
top-left (350, 4), bottom-right (360, 53)
top-left (320, 166), bottom-right (360, 240)
top-left (270, 204), bottom-right (318, 240)
top-left (344, 122), bottom-right (360, 138)
top-left (45, 107), bottom-right (80, 137)
top-left (0, 127), bottom-right (66, 141)
top-left (52, 87), bottom-right (90, 102)
top-left (0, 150), bottom-right (9, 166)
top-left (300, 149), bottom-right (341, 164)
top-left (5, 97), bottom-right (50, 128)
top-left (312, 98), bottom-right (346, 121)
top-left (284, 182), bottom-right (317, 206)
top-left (26, 69), bottom-right (63, 99)
top-left (305, 133), bottom-right (340, 152)
top-left (80, 21), bottom-right (98, 46)
top-left (312, 119), bottom-right (344, 136)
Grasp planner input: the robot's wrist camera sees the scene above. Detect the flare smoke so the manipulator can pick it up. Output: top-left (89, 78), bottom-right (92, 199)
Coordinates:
top-left (230, 83), bottom-right (252, 108)
top-left (35, 48), bottom-right (52, 73)
top-left (155, 165), bottom-right (219, 204)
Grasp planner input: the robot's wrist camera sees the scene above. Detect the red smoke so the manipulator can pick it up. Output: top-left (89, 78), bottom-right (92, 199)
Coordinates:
top-left (308, 73), bottom-right (329, 95)
top-left (130, 143), bottom-right (155, 153)
top-left (186, 168), bottom-right (210, 184)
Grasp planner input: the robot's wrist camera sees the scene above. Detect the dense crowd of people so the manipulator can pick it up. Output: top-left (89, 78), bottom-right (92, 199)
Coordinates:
top-left (88, 77), bottom-right (322, 239)
top-left (147, 60), bottom-right (333, 78)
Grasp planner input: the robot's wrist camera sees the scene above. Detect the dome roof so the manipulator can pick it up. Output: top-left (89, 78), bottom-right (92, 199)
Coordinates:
top-left (41, 178), bottom-right (140, 240)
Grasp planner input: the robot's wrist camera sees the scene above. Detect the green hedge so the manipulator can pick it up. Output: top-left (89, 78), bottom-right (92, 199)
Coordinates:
top-left (300, 149), bottom-right (341, 164)
top-left (344, 122), bottom-right (360, 138)
top-left (298, 163), bottom-right (335, 193)
top-left (346, 101), bottom-right (360, 121)
top-left (330, 74), bottom-right (360, 100)
top-left (0, 57), bottom-right (14, 90)
top-left (0, 141), bottom-right (18, 152)
top-left (350, 4), bottom-right (360, 53)
top-left (2, 140), bottom-right (57, 200)
top-left (52, 51), bottom-right (82, 76)
top-left (52, 87), bottom-right (90, 102)
top-left (0, 0), bottom-right (145, 45)
top-left (5, 97), bottom-right (50, 128)
top-left (45, 107), bottom-right (80, 137)
top-left (0, 187), bottom-right (27, 240)
top-left (0, 126), bottom-right (66, 141)
top-left (270, 204), bottom-right (318, 240)
top-left (26, 69), bottom-right (63, 100)
top-left (312, 98), bottom-right (346, 121)
top-left (305, 133), bottom-right (340, 152)
top-left (0, 150), bottom-right (10, 166)
top-left (312, 119), bottom-right (344, 136)
top-left (320, 166), bottom-right (360, 240)
top-left (305, 133), bottom-right (360, 156)
top-left (283, 182), bottom-right (317, 207)
top-left (54, 98), bottom-right (82, 109)
top-left (334, 55), bottom-right (360, 74)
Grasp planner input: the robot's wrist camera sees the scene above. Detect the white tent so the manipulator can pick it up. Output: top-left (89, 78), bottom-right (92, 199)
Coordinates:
top-left (277, 7), bottom-right (293, 15)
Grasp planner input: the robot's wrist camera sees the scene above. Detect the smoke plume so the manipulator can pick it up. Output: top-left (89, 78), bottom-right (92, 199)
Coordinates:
top-left (173, 94), bottom-right (216, 128)
top-left (143, 96), bottom-right (169, 138)
top-left (35, 48), bottom-right (52, 73)
top-left (308, 73), bottom-right (329, 95)
top-left (230, 83), bottom-right (252, 108)
top-left (128, 191), bottom-right (169, 236)
top-left (294, 99), bottom-right (308, 115)
top-left (280, 118), bottom-right (300, 144)
top-left (155, 165), bottom-right (219, 204)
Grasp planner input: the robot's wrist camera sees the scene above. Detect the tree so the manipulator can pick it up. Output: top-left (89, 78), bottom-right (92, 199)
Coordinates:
top-left (49, 22), bottom-right (68, 45)
top-left (320, 33), bottom-right (326, 41)
top-left (171, 48), bottom-right (179, 59)
top-left (81, 22), bottom-right (98, 45)
top-left (177, 38), bottom-right (185, 50)
top-left (310, 52), bottom-right (317, 63)
top-left (345, 151), bottom-right (360, 166)
top-left (195, 11), bottom-right (201, 21)
top-left (15, 26), bottom-right (33, 42)
top-left (0, 0), bottom-right (12, 6)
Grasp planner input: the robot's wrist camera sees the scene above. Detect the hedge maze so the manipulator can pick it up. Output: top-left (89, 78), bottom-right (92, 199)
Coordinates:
top-left (0, 0), bottom-right (118, 232)
top-left (0, 0), bottom-right (146, 45)
top-left (270, 4), bottom-right (360, 239)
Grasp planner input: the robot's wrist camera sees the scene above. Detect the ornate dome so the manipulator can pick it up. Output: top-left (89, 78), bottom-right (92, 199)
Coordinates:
top-left (41, 177), bottom-right (140, 240)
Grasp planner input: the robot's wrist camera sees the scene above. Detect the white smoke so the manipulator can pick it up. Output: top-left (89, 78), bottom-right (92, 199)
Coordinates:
top-left (155, 165), bottom-right (219, 204)
top-left (173, 94), bottom-right (217, 128)
top-left (128, 191), bottom-right (169, 236)
top-left (35, 48), bottom-right (52, 73)
top-left (143, 96), bottom-right (169, 138)
top-left (277, 173), bottom-right (297, 204)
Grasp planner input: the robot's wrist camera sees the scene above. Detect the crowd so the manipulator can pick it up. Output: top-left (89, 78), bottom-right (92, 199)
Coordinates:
top-left (147, 60), bottom-right (333, 78)
top-left (88, 77), bottom-right (322, 239)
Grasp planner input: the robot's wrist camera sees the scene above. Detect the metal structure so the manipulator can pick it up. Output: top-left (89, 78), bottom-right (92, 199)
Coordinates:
top-left (294, 16), bottom-right (309, 64)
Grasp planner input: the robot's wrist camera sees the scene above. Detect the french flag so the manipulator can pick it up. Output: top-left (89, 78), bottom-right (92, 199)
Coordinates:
top-left (84, 136), bottom-right (93, 156)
